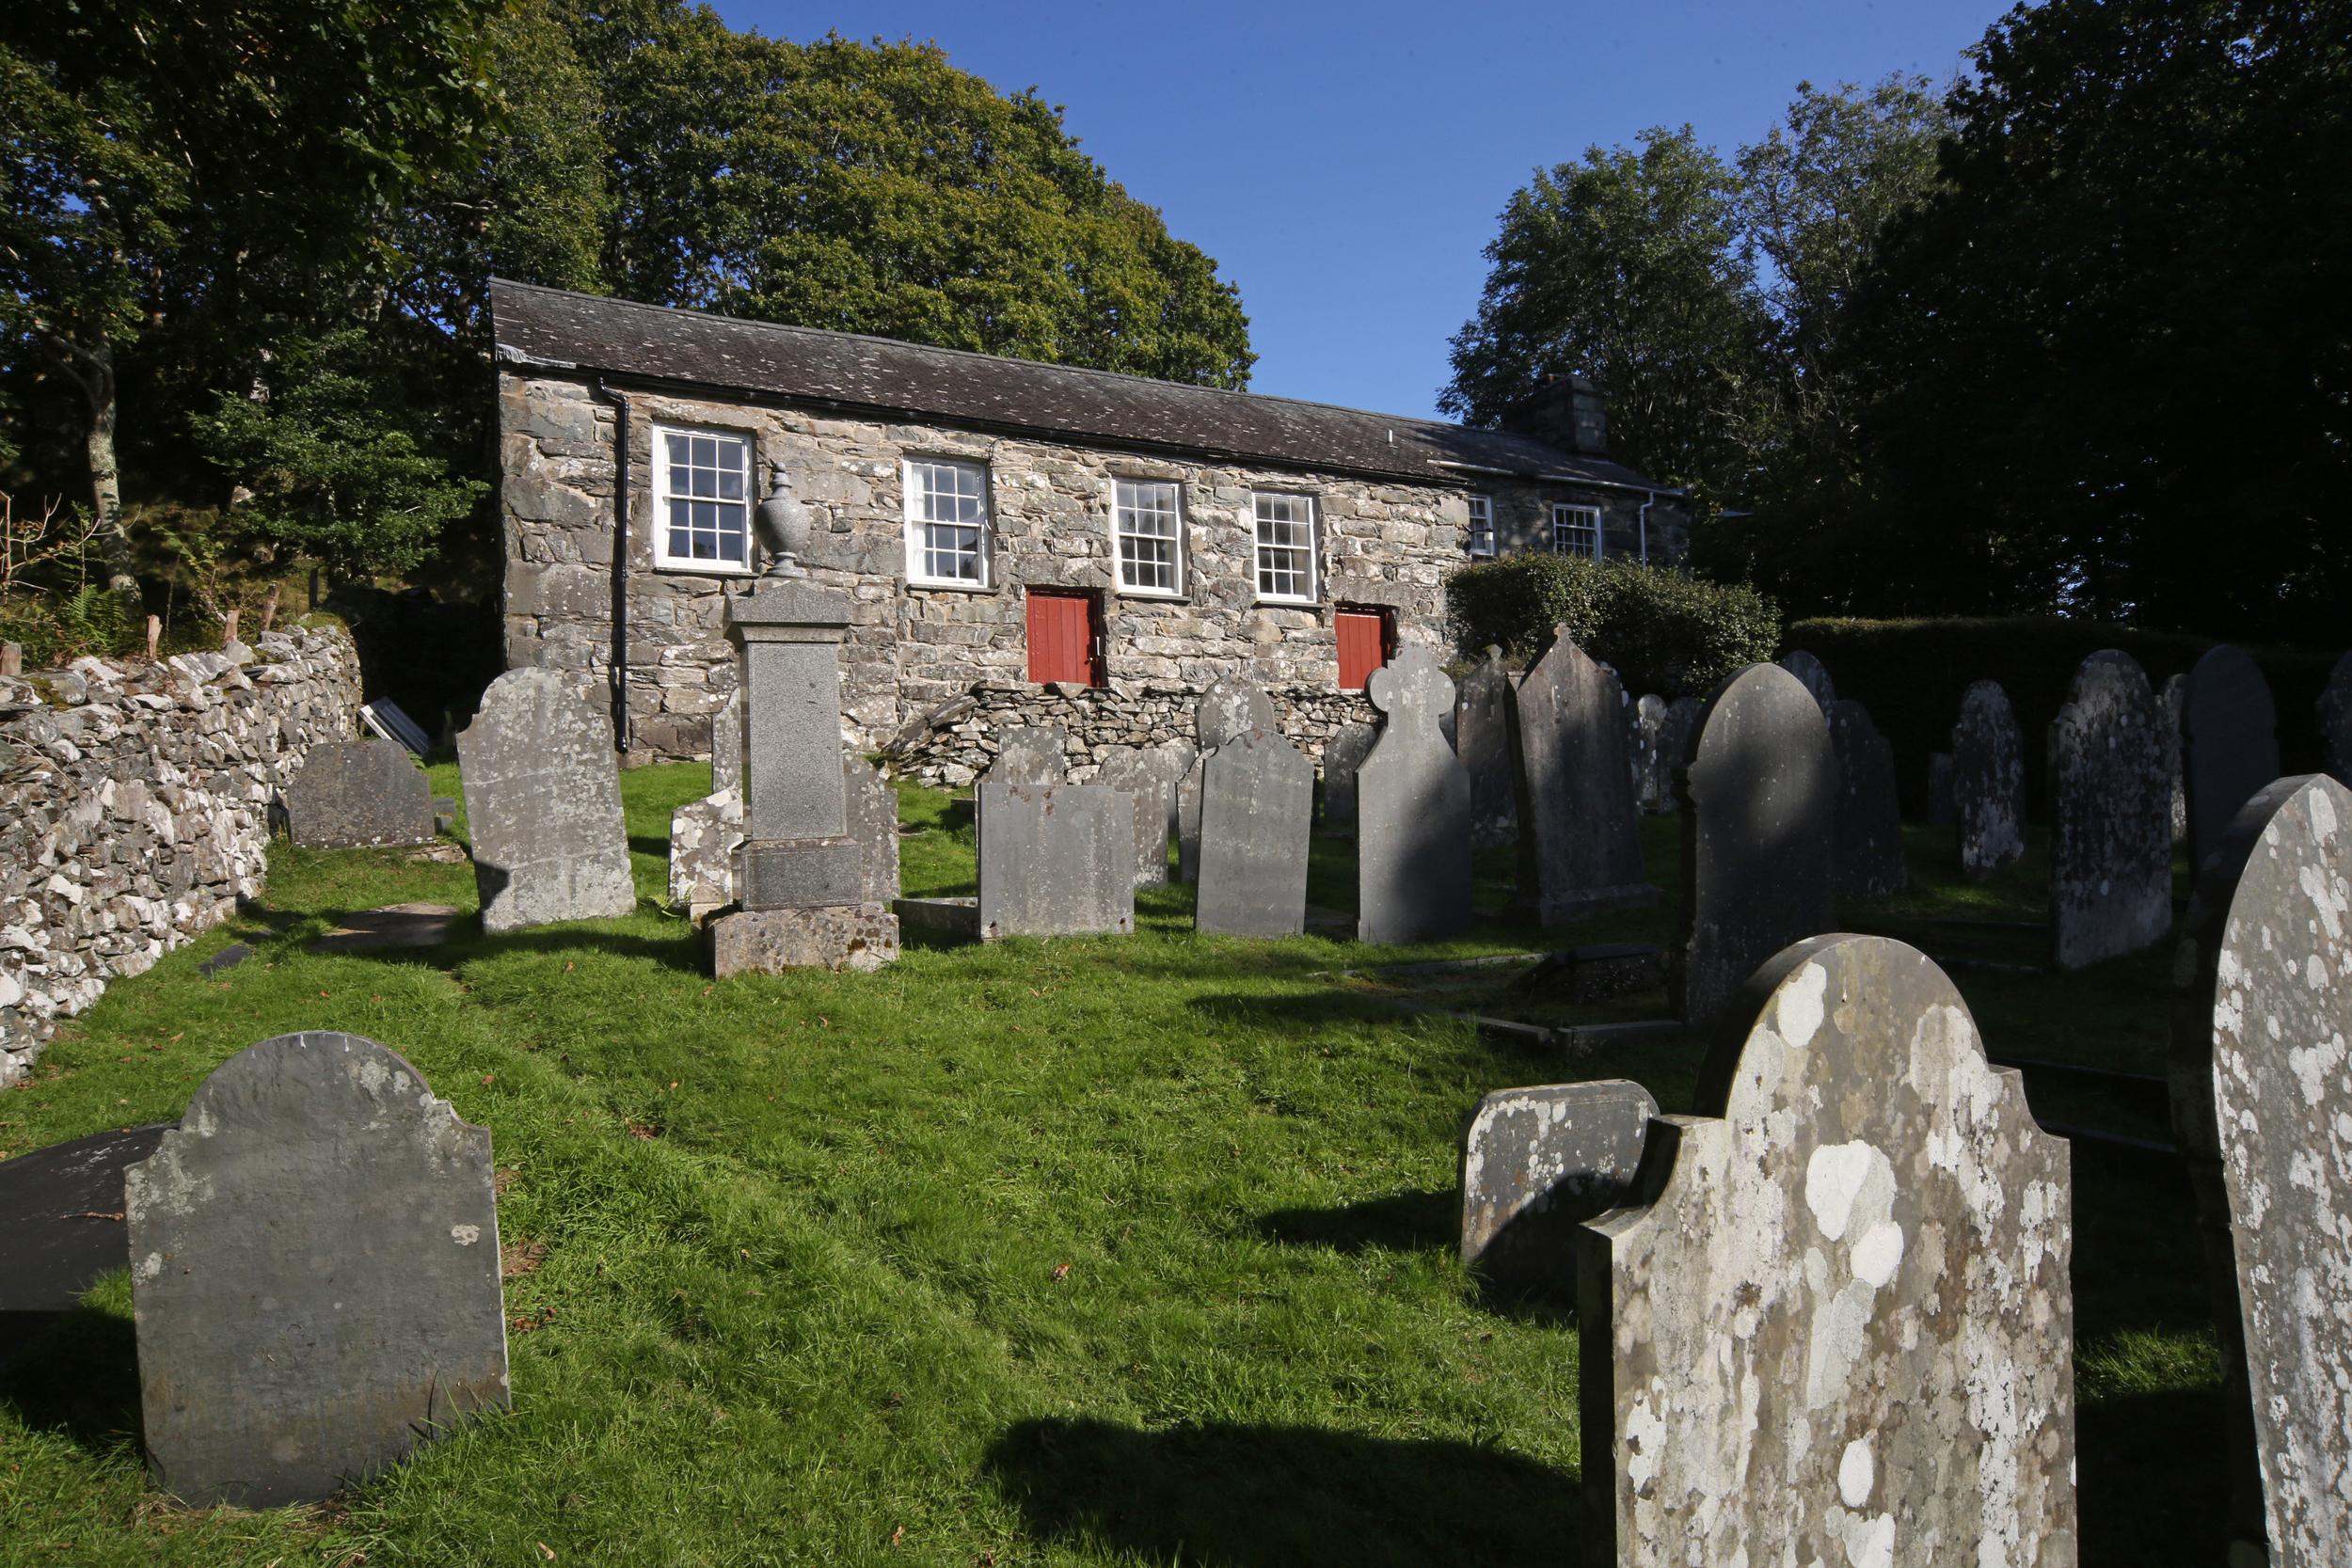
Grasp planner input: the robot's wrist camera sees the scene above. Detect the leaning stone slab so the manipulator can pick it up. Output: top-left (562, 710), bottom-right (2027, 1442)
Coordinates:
top-left (2048, 651), bottom-right (2171, 970)
top-left (0, 1123), bottom-right (170, 1313)
top-left (1357, 646), bottom-right (1472, 944)
top-left (1454, 647), bottom-right (1521, 851)
top-left (1458, 1080), bottom-right (1655, 1299)
top-left (124, 1033), bottom-right (508, 1508)
top-left (1196, 729), bottom-right (1313, 938)
top-left (1672, 663), bottom-right (1836, 1024)
top-left (285, 738), bottom-right (436, 848)
top-left (977, 782), bottom-right (1136, 939)
top-left (1827, 699), bottom-right (1905, 898)
top-left (1581, 934), bottom-right (2076, 1564)
top-left (1953, 679), bottom-right (2026, 880)
top-left (457, 669), bottom-right (637, 934)
top-left (1776, 649), bottom-right (1836, 709)
top-left (988, 723), bottom-right (1068, 785)
top-left (1320, 721), bottom-right (1377, 830)
top-left (2315, 650), bottom-right (2351, 788)
top-left (2182, 643), bottom-right (2279, 877)
top-left (2171, 773), bottom-right (2352, 1567)
top-left (1096, 741), bottom-right (1193, 888)
top-left (1511, 631), bottom-right (1655, 925)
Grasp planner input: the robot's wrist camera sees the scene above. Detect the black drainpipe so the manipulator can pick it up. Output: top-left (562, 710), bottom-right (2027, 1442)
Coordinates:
top-left (590, 378), bottom-right (633, 753)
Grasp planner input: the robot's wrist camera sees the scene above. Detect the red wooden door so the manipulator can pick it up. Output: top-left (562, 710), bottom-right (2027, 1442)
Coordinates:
top-left (1027, 590), bottom-right (1100, 686)
top-left (1336, 609), bottom-right (1391, 690)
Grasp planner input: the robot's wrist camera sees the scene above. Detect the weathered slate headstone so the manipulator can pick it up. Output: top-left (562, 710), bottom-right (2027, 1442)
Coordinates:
top-left (2172, 772), bottom-right (2352, 1567)
top-left (1458, 1080), bottom-right (1655, 1299)
top-left (977, 783), bottom-right (1136, 939)
top-left (1195, 729), bottom-right (1313, 938)
top-left (125, 1032), bottom-right (508, 1508)
top-left (1776, 648), bottom-right (1836, 709)
top-left (1673, 663), bottom-right (1836, 1025)
top-left (2316, 651), bottom-right (2352, 788)
top-left (1952, 679), bottom-right (2026, 880)
top-left (0, 1123), bottom-right (169, 1314)
top-left (1454, 647), bottom-right (1521, 850)
top-left (712, 687), bottom-right (744, 794)
top-left (2047, 650), bottom-right (2171, 970)
top-left (1827, 699), bottom-right (1905, 898)
top-left (1096, 741), bottom-right (1193, 888)
top-left (2161, 673), bottom-right (2188, 846)
top-left (1320, 721), bottom-right (1377, 829)
top-left (1631, 695), bottom-right (1671, 812)
top-left (1512, 630), bottom-right (1654, 924)
top-left (1177, 681), bottom-right (1279, 880)
top-left (2182, 643), bottom-right (2279, 877)
top-left (1926, 751), bottom-right (1956, 828)
top-left (1356, 645), bottom-right (1473, 944)
top-left (285, 738), bottom-right (436, 849)
top-left (1581, 933), bottom-right (2076, 1564)
top-left (989, 723), bottom-right (1068, 785)
top-left (846, 752), bottom-right (901, 906)
top-left (456, 669), bottom-right (636, 934)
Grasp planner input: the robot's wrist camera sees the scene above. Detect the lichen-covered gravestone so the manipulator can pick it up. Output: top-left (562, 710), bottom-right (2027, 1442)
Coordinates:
top-left (1454, 647), bottom-right (1521, 850)
top-left (989, 723), bottom-right (1069, 785)
top-left (1952, 679), bottom-right (2027, 880)
top-left (1458, 1080), bottom-right (1655, 1299)
top-left (1357, 645), bottom-right (1472, 944)
top-left (1511, 630), bottom-right (1654, 924)
top-left (2161, 673), bottom-right (2188, 846)
top-left (977, 782), bottom-right (1135, 939)
top-left (2182, 643), bottom-right (2279, 877)
top-left (2171, 773), bottom-right (2352, 1567)
top-left (712, 687), bottom-right (744, 794)
top-left (2047, 651), bottom-right (2171, 969)
top-left (1095, 741), bottom-right (1194, 888)
top-left (1673, 663), bottom-right (1836, 1024)
top-left (1777, 649), bottom-right (1836, 710)
top-left (1195, 729), bottom-right (1313, 938)
top-left (1177, 681), bottom-right (1279, 881)
top-left (285, 738), bottom-right (436, 849)
top-left (1320, 721), bottom-right (1377, 830)
top-left (457, 669), bottom-right (636, 934)
top-left (1827, 699), bottom-right (1905, 898)
top-left (124, 1032), bottom-right (508, 1508)
top-left (1581, 934), bottom-right (2076, 1565)
top-left (2316, 651), bottom-right (2352, 787)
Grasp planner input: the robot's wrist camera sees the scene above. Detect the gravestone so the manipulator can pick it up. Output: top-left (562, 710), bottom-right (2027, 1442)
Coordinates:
top-left (1195, 729), bottom-right (1313, 938)
top-left (1177, 681), bottom-right (1279, 880)
top-left (671, 752), bottom-right (897, 923)
top-left (1776, 649), bottom-right (1836, 709)
top-left (2161, 673), bottom-right (2188, 845)
top-left (1511, 631), bottom-right (1654, 924)
top-left (1321, 721), bottom-right (1377, 829)
top-left (1631, 695), bottom-right (1672, 812)
top-left (1952, 679), bottom-right (2026, 880)
top-left (456, 669), bottom-right (637, 934)
top-left (1673, 663), bottom-right (1836, 1025)
top-left (845, 752), bottom-right (901, 906)
top-left (989, 723), bottom-right (1069, 785)
top-left (977, 783), bottom-right (1136, 939)
top-left (2172, 773), bottom-right (2352, 1567)
top-left (1581, 934), bottom-right (2076, 1564)
top-left (1926, 751), bottom-right (1956, 828)
top-left (1827, 699), bottom-right (1905, 898)
top-left (1096, 741), bottom-right (1194, 888)
top-left (2317, 651), bottom-right (2352, 787)
top-left (1356, 646), bottom-right (1473, 944)
top-left (2047, 651), bottom-right (2172, 970)
top-left (1655, 698), bottom-right (1700, 816)
top-left (1458, 1080), bottom-right (1655, 1299)
top-left (2182, 643), bottom-right (2279, 877)
top-left (712, 688), bottom-right (744, 794)
top-left (124, 1032), bottom-right (508, 1508)
top-left (0, 1124), bottom-right (169, 1315)
top-left (1454, 647), bottom-right (1521, 851)
top-left (284, 738), bottom-right (436, 849)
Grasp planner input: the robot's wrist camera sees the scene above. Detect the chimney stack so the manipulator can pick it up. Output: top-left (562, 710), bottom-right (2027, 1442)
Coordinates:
top-left (1497, 374), bottom-right (1610, 458)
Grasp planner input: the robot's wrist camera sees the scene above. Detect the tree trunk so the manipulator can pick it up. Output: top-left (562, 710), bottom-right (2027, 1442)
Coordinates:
top-left (79, 341), bottom-right (139, 595)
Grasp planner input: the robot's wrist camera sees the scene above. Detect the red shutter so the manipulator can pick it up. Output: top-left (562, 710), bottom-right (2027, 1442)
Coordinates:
top-left (1336, 610), bottom-right (1390, 690)
top-left (1027, 591), bottom-right (1099, 686)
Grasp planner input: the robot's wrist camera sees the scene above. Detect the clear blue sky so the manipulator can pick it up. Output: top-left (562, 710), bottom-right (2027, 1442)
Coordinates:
top-left (718, 0), bottom-right (2012, 421)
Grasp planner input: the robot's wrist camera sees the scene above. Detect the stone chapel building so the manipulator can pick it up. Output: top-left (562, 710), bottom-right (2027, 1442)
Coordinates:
top-left (488, 278), bottom-right (1689, 764)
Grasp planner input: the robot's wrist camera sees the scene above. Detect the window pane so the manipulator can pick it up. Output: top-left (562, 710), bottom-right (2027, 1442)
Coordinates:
top-left (667, 433), bottom-right (692, 468)
top-left (719, 464), bottom-right (745, 501)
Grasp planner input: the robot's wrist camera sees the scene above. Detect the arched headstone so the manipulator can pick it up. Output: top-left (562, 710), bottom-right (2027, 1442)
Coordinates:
top-left (1459, 1080), bottom-right (1655, 1299)
top-left (457, 669), bottom-right (637, 934)
top-left (1177, 682), bottom-right (1278, 881)
top-left (1095, 741), bottom-right (1194, 889)
top-left (1952, 680), bottom-right (2026, 880)
top-left (1827, 699), bottom-right (1905, 898)
top-left (1512, 630), bottom-right (1653, 924)
top-left (1195, 729), bottom-right (1313, 938)
top-left (2047, 651), bottom-right (2170, 969)
top-left (1454, 647), bottom-right (1521, 850)
top-left (1776, 649), bottom-right (1836, 710)
top-left (1357, 646), bottom-right (1471, 944)
top-left (2182, 644), bottom-right (2278, 876)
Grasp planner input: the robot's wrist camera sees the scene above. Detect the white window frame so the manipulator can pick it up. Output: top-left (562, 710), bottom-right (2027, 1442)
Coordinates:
top-left (902, 457), bottom-right (993, 589)
top-left (1551, 502), bottom-right (1604, 560)
top-left (1250, 489), bottom-right (1319, 605)
top-left (1466, 494), bottom-right (1497, 557)
top-left (650, 422), bottom-right (755, 575)
top-left (1111, 477), bottom-right (1185, 598)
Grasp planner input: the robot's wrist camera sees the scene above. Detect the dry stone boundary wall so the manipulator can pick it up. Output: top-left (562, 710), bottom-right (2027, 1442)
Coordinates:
top-left (0, 624), bottom-right (361, 1082)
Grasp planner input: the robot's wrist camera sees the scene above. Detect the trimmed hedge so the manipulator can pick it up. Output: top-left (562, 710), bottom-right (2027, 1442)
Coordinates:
top-left (1445, 555), bottom-right (1780, 699)
top-left (1786, 616), bottom-right (2343, 818)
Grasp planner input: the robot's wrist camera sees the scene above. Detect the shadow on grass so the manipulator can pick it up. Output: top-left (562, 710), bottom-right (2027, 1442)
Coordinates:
top-left (0, 1302), bottom-right (143, 1457)
top-left (1253, 1187), bottom-right (1454, 1257)
top-left (340, 920), bottom-right (709, 977)
top-left (984, 1416), bottom-right (1578, 1568)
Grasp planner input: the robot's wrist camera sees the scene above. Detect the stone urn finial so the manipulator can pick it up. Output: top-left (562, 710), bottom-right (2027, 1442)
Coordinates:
top-left (754, 461), bottom-right (810, 579)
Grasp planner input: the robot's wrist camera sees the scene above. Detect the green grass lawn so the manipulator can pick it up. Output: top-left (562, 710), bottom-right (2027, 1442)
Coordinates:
top-left (0, 766), bottom-right (2226, 1565)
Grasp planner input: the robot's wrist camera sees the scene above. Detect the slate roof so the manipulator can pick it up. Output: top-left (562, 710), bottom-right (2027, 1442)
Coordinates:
top-left (488, 278), bottom-right (1671, 492)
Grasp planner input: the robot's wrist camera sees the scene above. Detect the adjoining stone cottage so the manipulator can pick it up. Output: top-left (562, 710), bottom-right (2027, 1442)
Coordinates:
top-left (488, 278), bottom-right (1690, 777)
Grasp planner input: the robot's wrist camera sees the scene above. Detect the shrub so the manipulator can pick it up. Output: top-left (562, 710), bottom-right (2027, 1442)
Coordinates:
top-left (1444, 555), bottom-right (1780, 698)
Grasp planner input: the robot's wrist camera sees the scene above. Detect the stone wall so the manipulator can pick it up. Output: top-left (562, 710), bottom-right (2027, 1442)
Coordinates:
top-left (499, 371), bottom-right (1688, 762)
top-left (881, 679), bottom-right (1377, 786)
top-left (0, 625), bottom-right (361, 1082)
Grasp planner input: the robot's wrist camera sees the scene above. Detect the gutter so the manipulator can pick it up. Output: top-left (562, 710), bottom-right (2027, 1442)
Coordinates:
top-left (588, 378), bottom-right (633, 752)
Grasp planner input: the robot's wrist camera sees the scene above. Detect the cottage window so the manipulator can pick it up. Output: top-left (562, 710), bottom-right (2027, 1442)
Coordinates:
top-left (652, 425), bottom-right (753, 572)
top-left (1251, 491), bottom-right (1317, 604)
top-left (1551, 502), bottom-right (1603, 559)
top-left (1466, 494), bottom-right (1496, 557)
top-left (1113, 479), bottom-right (1184, 595)
top-left (903, 458), bottom-right (991, 587)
